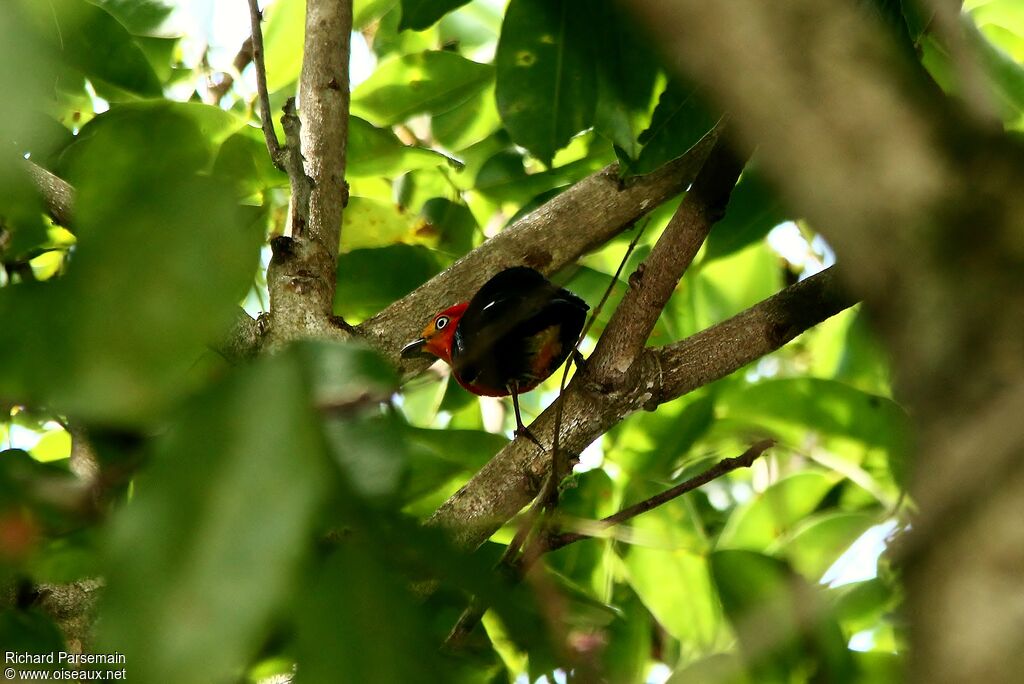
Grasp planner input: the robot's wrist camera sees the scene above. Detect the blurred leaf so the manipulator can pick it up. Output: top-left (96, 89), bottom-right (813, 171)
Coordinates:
top-left (711, 550), bottom-right (856, 683)
top-left (213, 126), bottom-right (288, 195)
top-left (704, 171), bottom-right (787, 261)
top-left (495, 0), bottom-right (596, 165)
top-left (589, 3), bottom-right (660, 159)
top-left (626, 79), bottom-right (720, 176)
top-left (264, 0), bottom-right (306, 92)
top-left (22, 0), bottom-right (162, 97)
top-left (605, 392), bottom-right (716, 478)
top-left (295, 539), bottom-right (446, 683)
top-left (620, 487), bottom-right (726, 654)
top-left (668, 653), bottom-right (749, 684)
top-left (399, 0), bottom-right (471, 31)
top-left (91, 0), bottom-right (174, 35)
top-left (99, 350), bottom-right (333, 684)
top-left (401, 425), bottom-right (507, 502)
top-left (831, 578), bottom-right (896, 635)
top-left (718, 471), bottom-right (840, 551)
top-left (355, 0), bottom-right (400, 29)
top-left (0, 107), bottom-right (261, 422)
top-left (432, 82), bottom-right (502, 151)
top-left (348, 116), bottom-right (456, 177)
top-left (0, 154), bottom-right (49, 260)
top-left (421, 197), bottom-right (479, 256)
top-left (341, 196), bottom-right (419, 251)
top-left (353, 50), bottom-right (493, 126)
top-left (0, 609), bottom-right (65, 665)
top-left (775, 511), bottom-right (877, 581)
top-left (336, 243), bottom-right (445, 321)
top-left (718, 378), bottom-right (910, 458)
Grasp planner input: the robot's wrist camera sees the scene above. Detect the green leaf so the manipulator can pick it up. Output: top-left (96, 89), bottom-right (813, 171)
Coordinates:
top-left (355, 0), bottom-right (400, 29)
top-left (90, 0), bottom-right (174, 36)
top-left (668, 653), bottom-right (750, 684)
top-left (704, 171), bottom-right (788, 261)
top-left (341, 196), bottom-right (420, 251)
top-left (627, 79), bottom-right (720, 176)
top-left (620, 487), bottom-right (726, 653)
top-left (0, 610), bottom-right (65, 666)
top-left (432, 82), bottom-right (502, 151)
top-left (347, 116), bottom-right (455, 177)
top-left (718, 378), bottom-right (910, 458)
top-left (495, 0), bottom-right (597, 165)
top-left (212, 126), bottom-right (288, 195)
top-left (0, 107), bottom-right (261, 422)
top-left (335, 244), bottom-right (445, 321)
top-left (776, 512), bottom-right (878, 581)
top-left (590, 4), bottom-right (660, 159)
top-left (399, 0), bottom-right (471, 31)
top-left (24, 0), bottom-right (162, 97)
top-left (401, 425), bottom-right (508, 502)
top-left (420, 197), bottom-right (479, 256)
top-left (295, 540), bottom-right (447, 683)
top-left (352, 50), bottom-right (493, 126)
top-left (263, 0), bottom-right (306, 93)
top-left (718, 471), bottom-right (841, 551)
top-left (98, 351), bottom-right (332, 684)
top-left (711, 550), bottom-right (856, 683)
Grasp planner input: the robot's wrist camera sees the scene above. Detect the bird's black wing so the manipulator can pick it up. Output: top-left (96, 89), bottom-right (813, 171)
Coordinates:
top-left (452, 267), bottom-right (588, 388)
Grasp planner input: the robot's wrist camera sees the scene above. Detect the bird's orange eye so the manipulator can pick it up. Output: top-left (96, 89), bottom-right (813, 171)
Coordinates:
top-left (435, 315), bottom-right (450, 330)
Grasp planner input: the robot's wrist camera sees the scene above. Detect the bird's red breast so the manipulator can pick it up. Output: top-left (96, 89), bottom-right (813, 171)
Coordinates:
top-left (401, 267), bottom-right (588, 398)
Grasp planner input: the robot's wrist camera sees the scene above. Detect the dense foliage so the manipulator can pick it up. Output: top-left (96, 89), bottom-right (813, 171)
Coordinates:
top-left (2, 0), bottom-right (1023, 682)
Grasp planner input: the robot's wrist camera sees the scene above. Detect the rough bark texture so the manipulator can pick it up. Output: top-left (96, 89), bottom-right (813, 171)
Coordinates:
top-left (628, 2), bottom-right (1024, 682)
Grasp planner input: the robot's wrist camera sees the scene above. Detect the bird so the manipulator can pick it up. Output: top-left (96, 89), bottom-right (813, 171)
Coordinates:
top-left (401, 266), bottom-right (589, 443)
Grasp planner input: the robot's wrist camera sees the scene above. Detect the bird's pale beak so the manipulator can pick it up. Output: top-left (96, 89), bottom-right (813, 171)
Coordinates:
top-left (400, 337), bottom-right (430, 359)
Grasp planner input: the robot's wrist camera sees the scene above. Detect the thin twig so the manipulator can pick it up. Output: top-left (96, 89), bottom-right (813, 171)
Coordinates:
top-left (542, 439), bottom-right (775, 552)
top-left (208, 36), bottom-right (254, 104)
top-left (246, 0), bottom-right (284, 168)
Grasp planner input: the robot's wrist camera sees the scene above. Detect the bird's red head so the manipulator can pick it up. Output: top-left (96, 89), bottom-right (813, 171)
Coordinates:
top-left (400, 301), bottom-right (469, 364)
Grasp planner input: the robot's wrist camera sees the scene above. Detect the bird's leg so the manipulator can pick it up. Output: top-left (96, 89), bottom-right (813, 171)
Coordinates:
top-left (571, 348), bottom-right (587, 372)
top-left (509, 385), bottom-right (542, 448)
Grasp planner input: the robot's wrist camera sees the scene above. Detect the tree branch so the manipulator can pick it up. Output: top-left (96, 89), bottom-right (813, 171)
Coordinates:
top-left (263, 0), bottom-right (354, 347)
top-left (588, 136), bottom-right (745, 386)
top-left (246, 0), bottom-right (284, 167)
top-left (427, 266), bottom-right (855, 550)
top-left (544, 439), bottom-right (775, 551)
top-left (24, 159), bottom-right (74, 229)
top-left (358, 134), bottom-right (718, 368)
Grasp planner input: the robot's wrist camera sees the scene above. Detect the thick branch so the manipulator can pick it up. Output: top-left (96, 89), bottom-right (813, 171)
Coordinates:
top-left (24, 159), bottom-right (74, 228)
top-left (357, 135), bottom-right (718, 368)
top-left (588, 137), bottom-right (744, 385)
top-left (427, 267), bottom-right (855, 549)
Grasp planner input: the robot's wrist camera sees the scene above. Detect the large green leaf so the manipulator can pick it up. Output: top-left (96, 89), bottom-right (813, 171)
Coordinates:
top-left (704, 171), bottom-right (788, 261)
top-left (589, 3), bottom-right (660, 159)
top-left (263, 0), bottom-right (306, 93)
top-left (399, 0), bottom-right (471, 31)
top-left (335, 243), bottom-right (446, 321)
top-left (98, 350), bottom-right (333, 684)
top-left (620, 486), bottom-right (727, 656)
top-left (717, 378), bottom-right (910, 458)
top-left (352, 50), bottom-right (493, 126)
top-left (625, 79), bottom-right (720, 176)
top-left (495, 0), bottom-right (597, 165)
top-left (348, 116), bottom-right (455, 177)
top-left (90, 0), bottom-right (174, 36)
top-left (774, 511), bottom-right (878, 581)
top-left (711, 550), bottom-right (856, 683)
top-left (21, 0), bottom-right (162, 97)
top-left (717, 471), bottom-right (841, 551)
top-left (0, 109), bottom-right (260, 423)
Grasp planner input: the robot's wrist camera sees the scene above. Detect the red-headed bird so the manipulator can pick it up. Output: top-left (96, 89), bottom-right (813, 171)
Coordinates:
top-left (401, 267), bottom-right (588, 442)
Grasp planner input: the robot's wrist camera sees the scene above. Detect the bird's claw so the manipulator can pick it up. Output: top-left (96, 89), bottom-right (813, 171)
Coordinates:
top-left (514, 426), bottom-right (543, 448)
